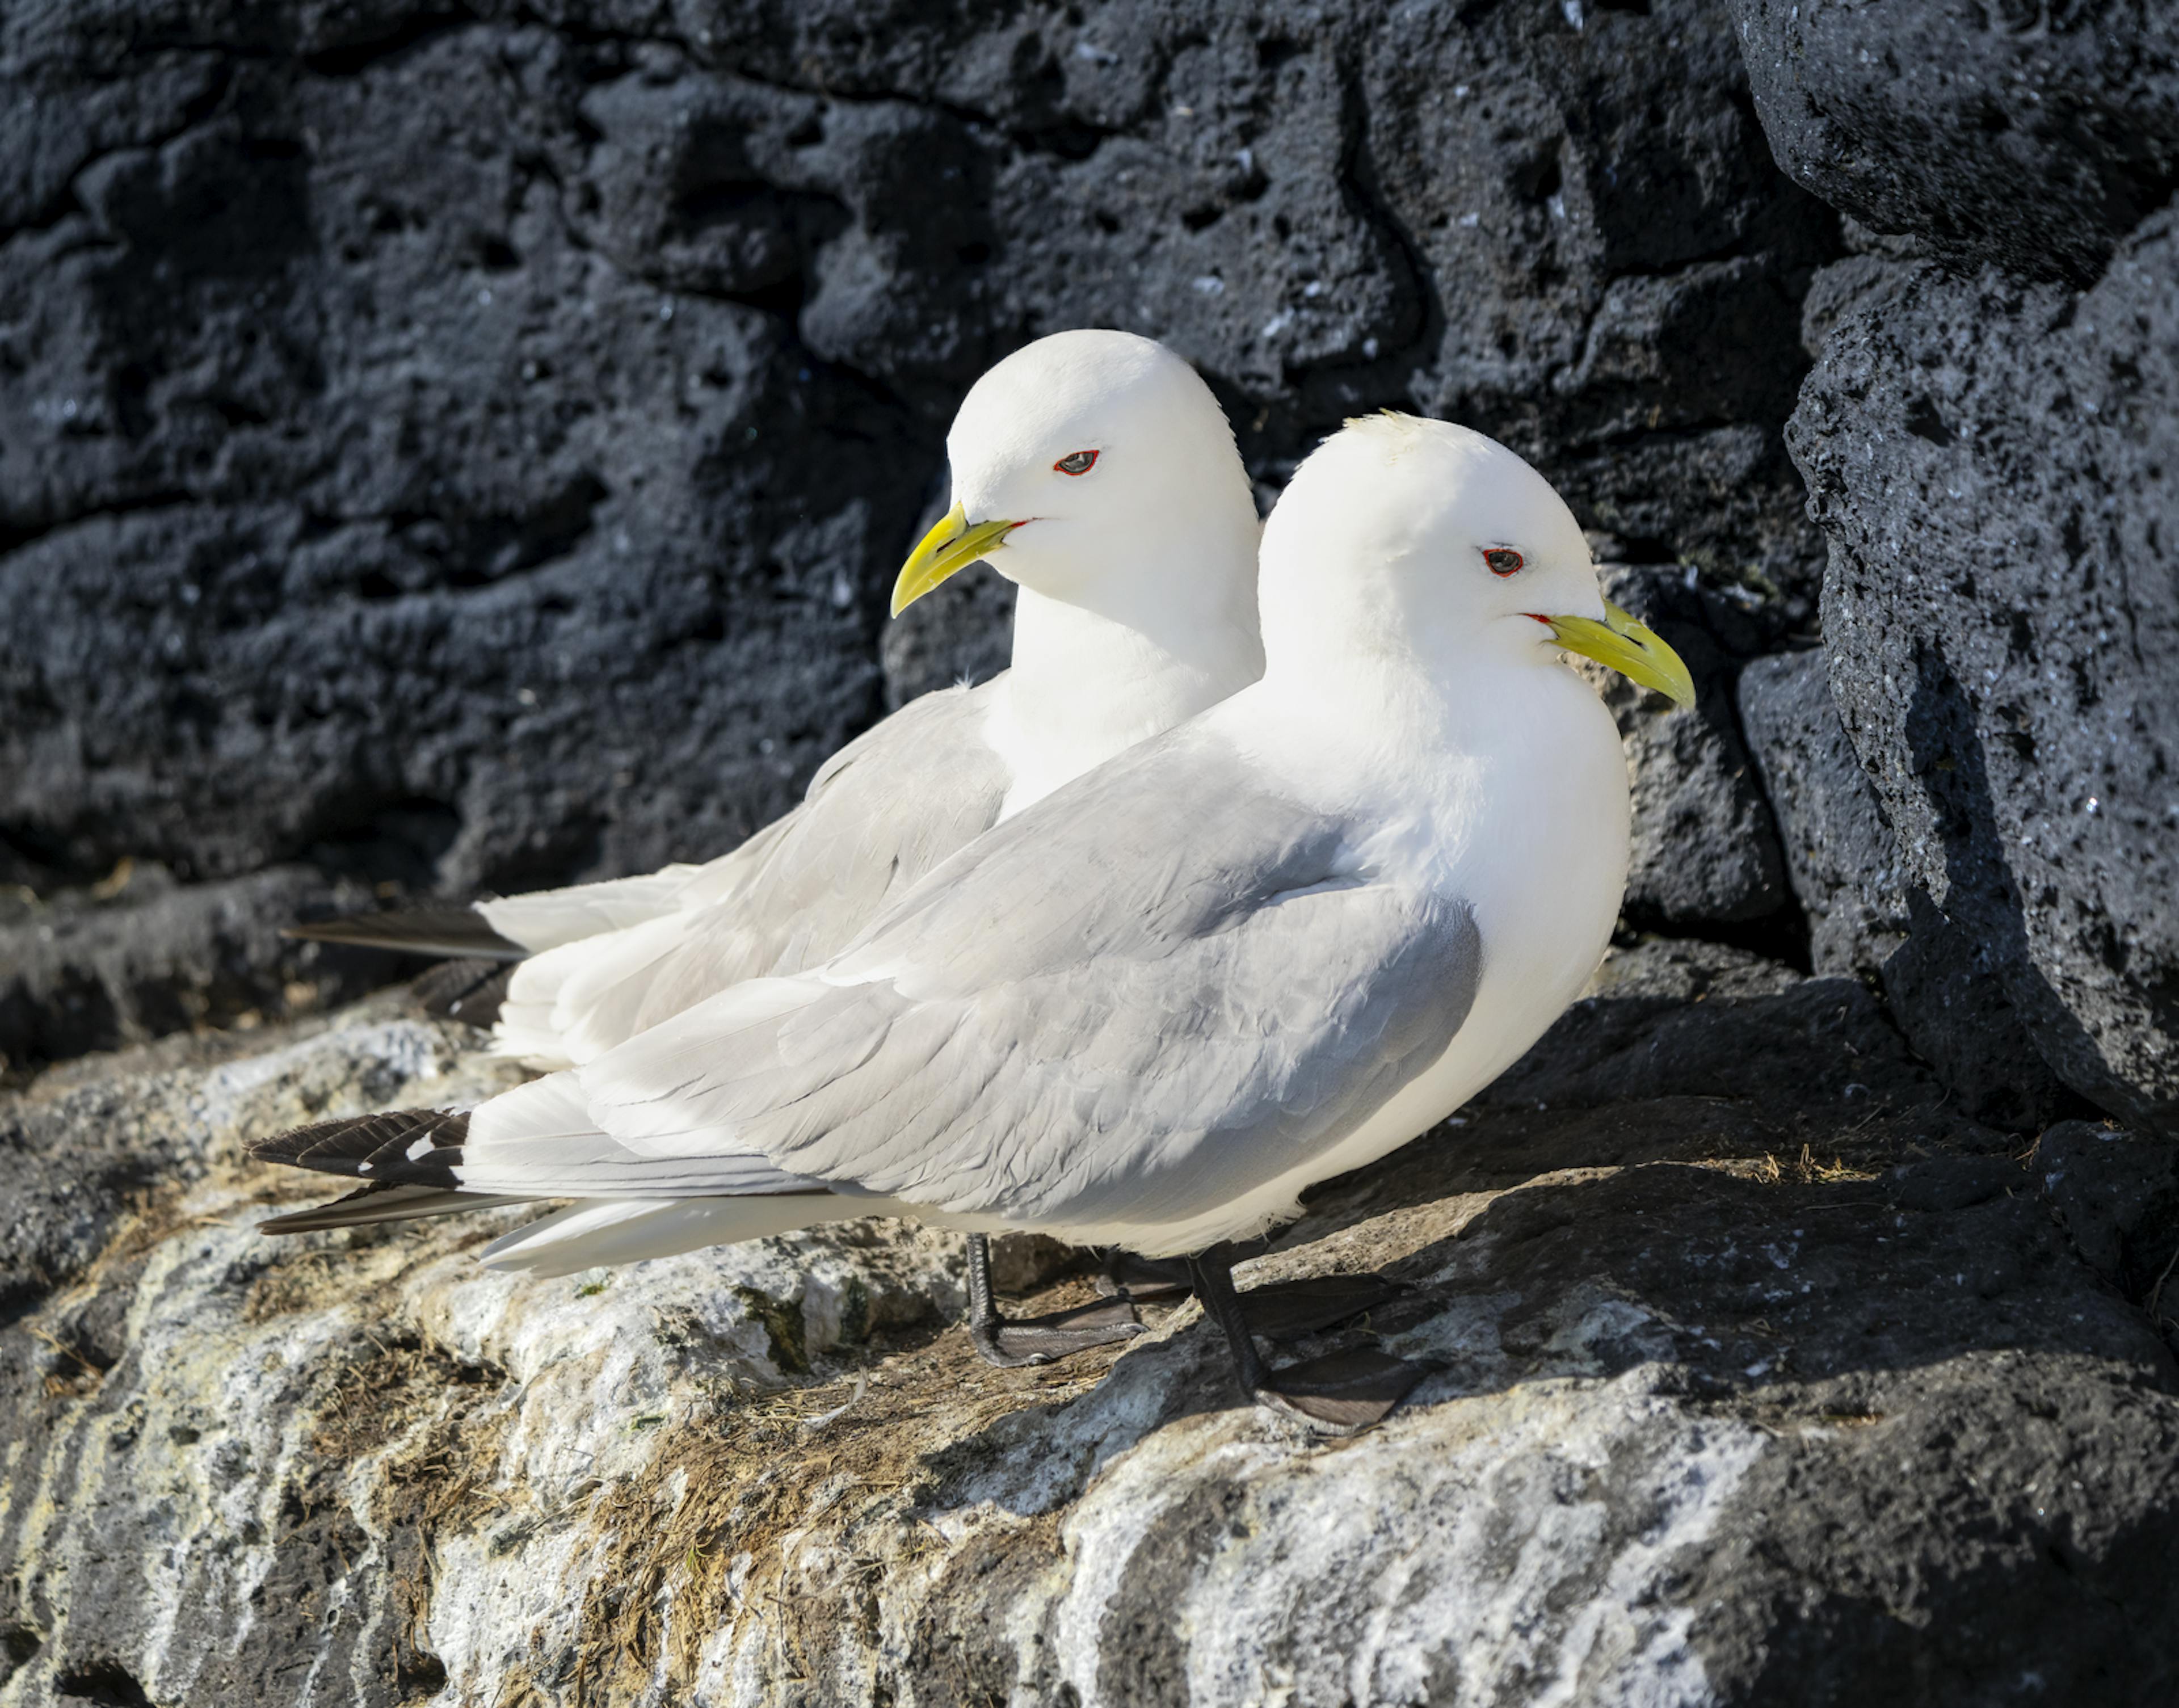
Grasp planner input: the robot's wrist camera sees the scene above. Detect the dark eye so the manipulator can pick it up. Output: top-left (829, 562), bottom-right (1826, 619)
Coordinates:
top-left (1054, 449), bottom-right (1099, 476)
top-left (1484, 548), bottom-right (1524, 577)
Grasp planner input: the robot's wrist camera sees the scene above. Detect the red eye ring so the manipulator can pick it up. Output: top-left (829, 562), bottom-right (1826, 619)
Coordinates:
top-left (1054, 449), bottom-right (1099, 476)
top-left (1484, 547), bottom-right (1524, 577)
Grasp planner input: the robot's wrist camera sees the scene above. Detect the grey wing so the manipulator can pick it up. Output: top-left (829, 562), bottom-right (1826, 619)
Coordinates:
top-left (562, 680), bottom-right (1012, 1056)
top-left (579, 726), bottom-right (1483, 1232)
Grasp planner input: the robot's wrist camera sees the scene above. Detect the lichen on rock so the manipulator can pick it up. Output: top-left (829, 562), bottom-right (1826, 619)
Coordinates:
top-left (5, 954), bottom-right (2178, 1705)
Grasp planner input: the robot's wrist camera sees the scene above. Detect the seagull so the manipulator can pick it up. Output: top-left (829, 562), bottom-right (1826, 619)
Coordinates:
top-left (250, 414), bottom-right (1682, 1429)
top-left (292, 329), bottom-right (1263, 1066)
top-left (276, 329), bottom-right (1264, 1364)
top-left (253, 414), bottom-right (1692, 1429)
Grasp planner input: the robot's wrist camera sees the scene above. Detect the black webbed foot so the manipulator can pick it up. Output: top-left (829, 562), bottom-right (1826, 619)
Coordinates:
top-left (969, 1296), bottom-right (1147, 1368)
top-left (965, 1234), bottom-right (1144, 1368)
top-left (1185, 1243), bottom-right (1427, 1434)
top-left (1250, 1346), bottom-right (1427, 1434)
top-left (1237, 1273), bottom-right (1408, 1342)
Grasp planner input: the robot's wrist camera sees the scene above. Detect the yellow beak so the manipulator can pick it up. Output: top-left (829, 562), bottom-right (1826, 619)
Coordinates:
top-left (890, 500), bottom-right (1023, 617)
top-left (1542, 600), bottom-right (1697, 708)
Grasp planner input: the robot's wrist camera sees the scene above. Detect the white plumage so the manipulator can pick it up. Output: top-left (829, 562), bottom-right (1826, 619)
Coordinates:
top-left (476, 327), bottom-right (1265, 1067)
top-left (426, 417), bottom-right (1693, 1272)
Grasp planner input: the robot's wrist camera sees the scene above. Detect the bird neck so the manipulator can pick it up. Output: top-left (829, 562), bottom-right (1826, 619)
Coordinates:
top-left (1254, 622), bottom-right (1620, 806)
top-left (991, 526), bottom-right (1264, 817)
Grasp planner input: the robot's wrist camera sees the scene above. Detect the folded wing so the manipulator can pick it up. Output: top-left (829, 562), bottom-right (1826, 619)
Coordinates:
top-left (535, 680), bottom-right (1012, 1063)
top-left (578, 726), bottom-right (1482, 1234)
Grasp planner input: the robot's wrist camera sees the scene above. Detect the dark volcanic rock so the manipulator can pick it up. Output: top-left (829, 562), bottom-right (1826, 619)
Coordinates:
top-left (0, 863), bottom-right (386, 1068)
top-left (2034, 1118), bottom-right (2179, 1305)
top-left (0, 0), bottom-right (1832, 1050)
top-left (1595, 562), bottom-right (1790, 932)
top-left (1878, 889), bottom-right (2080, 1133)
top-left (1470, 937), bottom-right (1978, 1155)
top-left (1739, 647), bottom-right (2073, 1131)
top-left (1792, 220), bottom-right (2179, 1135)
top-left (1733, 0), bottom-right (2179, 285)
top-left (1738, 647), bottom-right (1909, 975)
top-left (0, 24), bottom-right (915, 896)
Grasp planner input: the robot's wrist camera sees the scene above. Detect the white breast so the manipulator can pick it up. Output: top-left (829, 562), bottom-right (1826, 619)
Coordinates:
top-left (1075, 664), bottom-right (1631, 1256)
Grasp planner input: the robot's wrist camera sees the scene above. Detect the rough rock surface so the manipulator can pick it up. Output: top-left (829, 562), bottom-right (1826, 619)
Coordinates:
top-left (5, 950), bottom-right (2177, 1706)
top-left (1738, 648), bottom-right (2073, 1131)
top-left (1593, 561), bottom-right (1789, 936)
top-left (0, 862), bottom-right (396, 1072)
top-left (1790, 219), bottom-right (2179, 1135)
top-left (1736, 648), bottom-right (1907, 977)
top-left (0, 0), bottom-right (1837, 1061)
top-left (1733, 0), bottom-right (2179, 285)
top-left (10, 4), bottom-right (2179, 1699)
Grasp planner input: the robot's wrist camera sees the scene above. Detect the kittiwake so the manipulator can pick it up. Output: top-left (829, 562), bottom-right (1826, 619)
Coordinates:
top-left (275, 330), bottom-right (1265, 1361)
top-left (292, 330), bottom-right (1261, 1068)
top-left (253, 413), bottom-right (1693, 1429)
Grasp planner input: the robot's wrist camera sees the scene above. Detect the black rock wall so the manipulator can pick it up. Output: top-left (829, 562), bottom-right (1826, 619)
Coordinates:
top-left (0, 0), bottom-right (1838, 1063)
top-left (1740, 649), bottom-right (2075, 1132)
top-left (1735, 0), bottom-right (2179, 286)
top-left (1794, 231), bottom-right (2179, 1135)
top-left (1728, 0), bottom-right (2179, 1137)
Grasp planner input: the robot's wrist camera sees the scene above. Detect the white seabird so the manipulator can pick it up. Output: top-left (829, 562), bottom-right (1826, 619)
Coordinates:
top-left (289, 327), bottom-right (1264, 1071)
top-left (254, 414), bottom-right (1693, 1428)
top-left (275, 327), bottom-right (1263, 1362)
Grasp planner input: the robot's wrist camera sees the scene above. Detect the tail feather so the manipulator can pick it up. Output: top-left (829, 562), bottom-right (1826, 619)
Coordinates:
top-left (249, 1093), bottom-right (824, 1200)
top-left (477, 863), bottom-right (708, 952)
top-left (479, 1194), bottom-right (855, 1276)
top-left (284, 907), bottom-right (526, 962)
top-left (247, 1108), bottom-right (470, 1185)
top-left (257, 1181), bottom-right (537, 1234)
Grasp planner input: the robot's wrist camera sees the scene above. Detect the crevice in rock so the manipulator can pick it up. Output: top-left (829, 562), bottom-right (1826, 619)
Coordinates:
top-left (52, 1660), bottom-right (154, 1708)
top-left (298, 9), bottom-right (477, 78)
top-left (0, 1623), bottom-right (42, 1680)
top-left (0, 493), bottom-right (199, 565)
top-left (1324, 53), bottom-right (1442, 383)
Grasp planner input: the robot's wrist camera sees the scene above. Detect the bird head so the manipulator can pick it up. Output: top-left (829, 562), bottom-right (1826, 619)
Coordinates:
top-left (1258, 413), bottom-right (1694, 708)
top-left (890, 329), bottom-right (1257, 617)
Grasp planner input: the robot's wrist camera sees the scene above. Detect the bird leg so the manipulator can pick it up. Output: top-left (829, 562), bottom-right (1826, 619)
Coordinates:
top-left (1100, 1246), bottom-right (1408, 1342)
top-left (1186, 1243), bottom-right (1425, 1433)
top-left (964, 1233), bottom-right (1145, 1368)
top-left (1096, 1250), bottom-right (1194, 1301)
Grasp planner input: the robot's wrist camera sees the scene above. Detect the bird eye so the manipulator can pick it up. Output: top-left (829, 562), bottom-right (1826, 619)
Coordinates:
top-left (1484, 548), bottom-right (1524, 577)
top-left (1053, 449), bottom-right (1099, 476)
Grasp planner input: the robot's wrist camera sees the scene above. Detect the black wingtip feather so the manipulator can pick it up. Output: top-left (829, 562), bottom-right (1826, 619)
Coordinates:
top-left (410, 959), bottom-right (516, 1025)
top-left (283, 907), bottom-right (527, 962)
top-left (247, 1107), bottom-right (472, 1187)
top-left (258, 1180), bottom-right (536, 1234)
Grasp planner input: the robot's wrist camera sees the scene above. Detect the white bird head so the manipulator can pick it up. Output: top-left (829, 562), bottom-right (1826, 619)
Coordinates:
top-left (890, 329), bottom-right (1259, 617)
top-left (1258, 413), bottom-right (1694, 706)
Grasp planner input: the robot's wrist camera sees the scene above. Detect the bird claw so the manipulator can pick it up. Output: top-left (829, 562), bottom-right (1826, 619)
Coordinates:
top-left (968, 1297), bottom-right (1146, 1368)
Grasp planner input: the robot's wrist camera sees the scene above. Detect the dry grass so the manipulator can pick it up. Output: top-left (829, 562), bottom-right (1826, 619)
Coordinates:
top-left (567, 1272), bottom-right (1131, 1706)
top-left (304, 1322), bottom-right (516, 1692)
top-left (1745, 1143), bottom-right (1883, 1188)
top-left (309, 1327), bottom-right (508, 1525)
